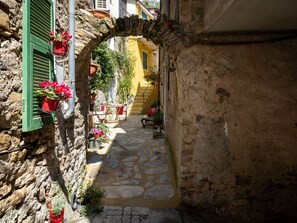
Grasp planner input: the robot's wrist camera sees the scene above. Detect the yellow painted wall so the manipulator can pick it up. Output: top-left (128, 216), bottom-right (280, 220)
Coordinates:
top-left (128, 37), bottom-right (154, 96)
top-left (128, 2), bottom-right (155, 97)
top-left (136, 4), bottom-right (153, 20)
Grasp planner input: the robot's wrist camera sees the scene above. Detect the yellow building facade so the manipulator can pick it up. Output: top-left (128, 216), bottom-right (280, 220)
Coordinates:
top-left (127, 0), bottom-right (159, 115)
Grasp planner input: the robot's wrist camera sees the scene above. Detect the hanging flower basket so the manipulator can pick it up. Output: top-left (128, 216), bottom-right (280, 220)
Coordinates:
top-left (49, 209), bottom-right (64, 223)
top-left (89, 64), bottom-right (99, 77)
top-left (41, 97), bottom-right (60, 112)
top-left (88, 9), bottom-right (110, 19)
top-left (35, 81), bottom-right (72, 113)
top-left (49, 31), bottom-right (72, 56)
top-left (53, 41), bottom-right (68, 55)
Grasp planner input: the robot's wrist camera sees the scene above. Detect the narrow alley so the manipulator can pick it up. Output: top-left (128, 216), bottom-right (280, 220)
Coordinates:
top-left (68, 116), bottom-right (237, 223)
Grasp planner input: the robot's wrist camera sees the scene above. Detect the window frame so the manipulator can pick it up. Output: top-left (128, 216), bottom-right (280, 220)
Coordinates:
top-left (142, 51), bottom-right (148, 71)
top-left (141, 11), bottom-right (148, 20)
top-left (22, 0), bottom-right (55, 132)
top-left (95, 0), bottom-right (110, 10)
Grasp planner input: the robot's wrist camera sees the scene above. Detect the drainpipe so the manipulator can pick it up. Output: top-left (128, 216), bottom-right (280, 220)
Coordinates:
top-left (175, 0), bottom-right (179, 22)
top-left (64, 0), bottom-right (75, 119)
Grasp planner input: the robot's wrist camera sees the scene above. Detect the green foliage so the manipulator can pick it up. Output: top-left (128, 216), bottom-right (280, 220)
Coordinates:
top-left (143, 0), bottom-right (160, 8)
top-left (145, 70), bottom-right (160, 86)
top-left (91, 42), bottom-right (116, 92)
top-left (153, 110), bottom-right (163, 124)
top-left (151, 100), bottom-right (158, 108)
top-left (52, 199), bottom-right (65, 216)
top-left (79, 184), bottom-right (104, 216)
top-left (117, 51), bottom-right (136, 104)
top-left (90, 41), bottom-right (135, 103)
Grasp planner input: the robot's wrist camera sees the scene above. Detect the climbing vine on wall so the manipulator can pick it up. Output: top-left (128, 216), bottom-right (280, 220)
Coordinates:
top-left (90, 41), bottom-right (135, 103)
top-left (115, 51), bottom-right (136, 104)
top-left (91, 42), bottom-right (116, 92)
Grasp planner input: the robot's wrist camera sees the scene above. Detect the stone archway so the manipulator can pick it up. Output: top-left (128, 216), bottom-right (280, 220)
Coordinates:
top-left (74, 11), bottom-right (182, 121)
top-left (74, 13), bottom-right (182, 60)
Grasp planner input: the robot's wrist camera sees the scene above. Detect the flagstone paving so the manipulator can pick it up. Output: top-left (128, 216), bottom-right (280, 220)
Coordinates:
top-left (68, 116), bottom-right (239, 223)
top-left (87, 116), bottom-right (179, 208)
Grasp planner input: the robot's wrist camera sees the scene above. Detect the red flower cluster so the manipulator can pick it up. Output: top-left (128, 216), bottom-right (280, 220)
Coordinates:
top-left (91, 128), bottom-right (104, 139)
top-left (88, 123), bottom-right (110, 143)
top-left (49, 31), bottom-right (72, 42)
top-left (37, 81), bottom-right (71, 100)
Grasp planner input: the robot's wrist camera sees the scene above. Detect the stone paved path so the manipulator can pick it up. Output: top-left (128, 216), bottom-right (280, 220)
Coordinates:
top-left (69, 206), bottom-right (182, 223)
top-left (88, 116), bottom-right (179, 208)
top-left (68, 116), bottom-right (238, 223)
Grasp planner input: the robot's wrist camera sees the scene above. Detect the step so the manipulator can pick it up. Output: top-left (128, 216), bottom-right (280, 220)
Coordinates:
top-left (135, 92), bottom-right (152, 97)
top-left (132, 102), bottom-right (144, 106)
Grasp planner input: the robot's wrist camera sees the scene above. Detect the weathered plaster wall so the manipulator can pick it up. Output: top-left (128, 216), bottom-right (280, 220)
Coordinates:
top-left (166, 39), bottom-right (297, 221)
top-left (0, 0), bottom-right (94, 222)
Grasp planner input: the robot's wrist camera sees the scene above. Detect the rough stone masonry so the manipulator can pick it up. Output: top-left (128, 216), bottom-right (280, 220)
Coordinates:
top-left (163, 0), bottom-right (297, 221)
top-left (0, 0), bottom-right (92, 222)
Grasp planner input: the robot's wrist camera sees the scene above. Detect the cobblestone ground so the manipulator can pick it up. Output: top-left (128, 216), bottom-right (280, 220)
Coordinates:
top-left (70, 206), bottom-right (182, 223)
top-left (68, 116), bottom-right (237, 223)
top-left (87, 115), bottom-right (179, 208)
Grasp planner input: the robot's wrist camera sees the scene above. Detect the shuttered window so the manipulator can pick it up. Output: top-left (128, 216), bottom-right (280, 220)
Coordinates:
top-left (22, 0), bottom-right (54, 132)
top-left (95, 0), bottom-right (109, 10)
top-left (142, 51), bottom-right (148, 70)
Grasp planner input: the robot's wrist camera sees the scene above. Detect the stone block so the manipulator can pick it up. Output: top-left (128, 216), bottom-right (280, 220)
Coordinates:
top-left (0, 5), bottom-right (9, 30)
top-left (5, 188), bottom-right (27, 208)
top-left (0, 183), bottom-right (12, 198)
top-left (15, 172), bottom-right (36, 188)
top-left (0, 133), bottom-right (11, 151)
top-left (28, 145), bottom-right (48, 156)
top-left (8, 149), bottom-right (27, 162)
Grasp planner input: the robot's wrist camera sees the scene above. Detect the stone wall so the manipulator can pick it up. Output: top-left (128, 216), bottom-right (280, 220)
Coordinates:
top-left (165, 38), bottom-right (297, 221)
top-left (0, 0), bottom-right (93, 222)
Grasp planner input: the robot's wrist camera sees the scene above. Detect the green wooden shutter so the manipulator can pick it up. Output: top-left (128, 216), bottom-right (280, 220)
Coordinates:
top-left (142, 51), bottom-right (148, 70)
top-left (22, 0), bottom-right (54, 132)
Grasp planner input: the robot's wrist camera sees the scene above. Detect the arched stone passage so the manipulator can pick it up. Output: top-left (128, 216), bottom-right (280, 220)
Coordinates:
top-left (74, 12), bottom-right (183, 60)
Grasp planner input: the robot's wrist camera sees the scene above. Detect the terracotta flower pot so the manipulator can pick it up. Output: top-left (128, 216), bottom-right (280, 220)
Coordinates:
top-left (41, 97), bottom-right (59, 112)
top-left (53, 41), bottom-right (68, 55)
top-left (88, 9), bottom-right (110, 19)
top-left (89, 64), bottom-right (99, 76)
top-left (49, 209), bottom-right (64, 223)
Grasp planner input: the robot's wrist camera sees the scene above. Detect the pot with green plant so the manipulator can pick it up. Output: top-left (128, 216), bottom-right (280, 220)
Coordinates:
top-left (49, 31), bottom-right (72, 56)
top-left (77, 183), bottom-right (104, 216)
top-left (35, 81), bottom-right (71, 112)
top-left (88, 123), bottom-right (110, 148)
top-left (153, 110), bottom-right (163, 128)
top-left (48, 199), bottom-right (65, 223)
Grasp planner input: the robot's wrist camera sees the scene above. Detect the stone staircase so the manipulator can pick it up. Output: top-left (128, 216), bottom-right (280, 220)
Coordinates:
top-left (128, 83), bottom-right (154, 115)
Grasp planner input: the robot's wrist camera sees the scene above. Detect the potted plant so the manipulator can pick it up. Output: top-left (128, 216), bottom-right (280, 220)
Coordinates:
top-left (89, 63), bottom-right (99, 77)
top-left (88, 123), bottom-right (110, 148)
top-left (144, 71), bottom-right (160, 86)
top-left (49, 31), bottom-right (72, 55)
top-left (88, 9), bottom-right (110, 19)
top-left (48, 199), bottom-right (65, 223)
top-left (152, 110), bottom-right (163, 128)
top-left (35, 81), bottom-right (71, 112)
